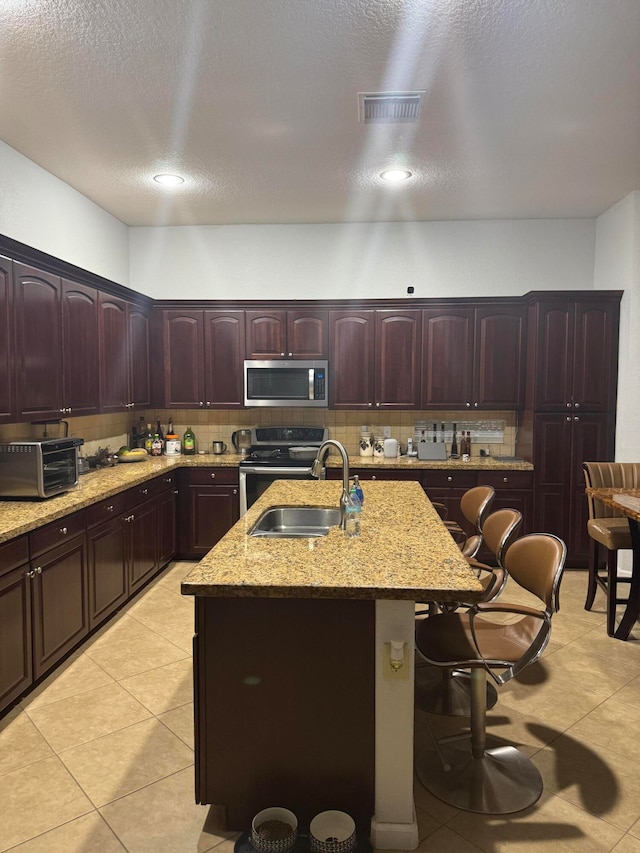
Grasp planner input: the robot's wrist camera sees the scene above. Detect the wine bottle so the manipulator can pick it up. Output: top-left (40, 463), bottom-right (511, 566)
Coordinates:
top-left (451, 423), bottom-right (458, 456)
top-left (183, 426), bottom-right (196, 455)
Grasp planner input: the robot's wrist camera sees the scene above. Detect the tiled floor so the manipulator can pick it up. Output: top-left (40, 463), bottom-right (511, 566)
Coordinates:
top-left (2, 564), bottom-right (640, 852)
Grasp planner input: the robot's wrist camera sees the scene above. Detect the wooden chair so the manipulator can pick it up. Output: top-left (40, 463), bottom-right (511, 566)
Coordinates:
top-left (415, 533), bottom-right (566, 814)
top-left (583, 462), bottom-right (640, 635)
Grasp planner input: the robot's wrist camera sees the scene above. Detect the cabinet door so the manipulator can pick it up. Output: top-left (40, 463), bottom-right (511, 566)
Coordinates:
top-left (163, 310), bottom-right (205, 407)
top-left (329, 311), bottom-right (375, 409)
top-left (421, 309), bottom-right (474, 408)
top-left (0, 564), bottom-right (32, 712)
top-left (99, 294), bottom-right (129, 412)
top-left (533, 300), bottom-right (574, 412)
top-left (533, 413), bottom-right (573, 549)
top-left (204, 311), bottom-right (245, 408)
top-left (568, 413), bottom-right (614, 565)
top-left (287, 311), bottom-right (328, 358)
top-left (181, 484), bottom-right (240, 558)
top-left (14, 262), bottom-right (63, 420)
top-left (31, 534), bottom-right (89, 679)
top-left (0, 255), bottom-right (14, 423)
top-left (128, 304), bottom-right (151, 407)
top-left (158, 486), bottom-right (178, 568)
top-left (87, 518), bottom-right (127, 629)
top-left (474, 305), bottom-right (526, 409)
top-left (127, 498), bottom-right (159, 594)
top-left (572, 300), bottom-right (619, 413)
top-left (61, 280), bottom-right (100, 416)
top-left (245, 310), bottom-right (287, 359)
top-left (375, 311), bottom-right (422, 410)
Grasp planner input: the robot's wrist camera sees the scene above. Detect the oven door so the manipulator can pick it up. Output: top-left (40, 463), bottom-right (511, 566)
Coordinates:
top-left (40, 447), bottom-right (78, 496)
top-left (239, 465), bottom-right (325, 516)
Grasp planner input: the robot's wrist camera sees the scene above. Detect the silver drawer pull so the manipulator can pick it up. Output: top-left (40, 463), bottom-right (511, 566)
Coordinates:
top-left (106, 505), bottom-right (114, 512)
top-left (26, 569), bottom-right (35, 579)
top-left (59, 526), bottom-right (68, 535)
top-left (141, 488), bottom-right (148, 495)
top-left (210, 473), bottom-right (216, 479)
top-left (447, 476), bottom-right (452, 482)
top-left (503, 477), bottom-right (508, 483)
top-left (36, 566), bottom-right (42, 574)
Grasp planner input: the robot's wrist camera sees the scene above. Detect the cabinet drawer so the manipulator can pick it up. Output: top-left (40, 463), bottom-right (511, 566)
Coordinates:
top-left (481, 471), bottom-right (533, 490)
top-left (86, 492), bottom-right (127, 528)
top-left (30, 511), bottom-right (86, 558)
top-left (0, 535), bottom-right (29, 577)
top-left (423, 471), bottom-right (477, 489)
top-left (349, 468), bottom-right (423, 482)
top-left (154, 471), bottom-right (177, 492)
top-left (125, 479), bottom-right (162, 508)
top-left (185, 468), bottom-right (239, 486)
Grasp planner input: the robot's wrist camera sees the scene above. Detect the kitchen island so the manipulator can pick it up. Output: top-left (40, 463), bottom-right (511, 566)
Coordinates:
top-left (181, 479), bottom-right (483, 850)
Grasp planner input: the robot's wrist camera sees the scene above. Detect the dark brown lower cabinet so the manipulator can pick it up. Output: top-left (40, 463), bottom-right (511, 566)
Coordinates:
top-left (533, 413), bottom-right (613, 566)
top-left (0, 537), bottom-right (32, 711)
top-left (422, 470), bottom-right (479, 532)
top-left (178, 468), bottom-right (239, 558)
top-left (127, 496), bottom-right (159, 594)
top-left (31, 532), bottom-right (89, 680)
top-left (87, 493), bottom-right (128, 629)
top-left (158, 483), bottom-right (178, 567)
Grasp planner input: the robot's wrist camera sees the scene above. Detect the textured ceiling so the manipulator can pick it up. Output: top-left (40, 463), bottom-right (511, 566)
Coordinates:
top-left (1, 0), bottom-right (639, 226)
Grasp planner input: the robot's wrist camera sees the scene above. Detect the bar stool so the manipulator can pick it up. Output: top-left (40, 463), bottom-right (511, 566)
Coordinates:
top-left (583, 462), bottom-right (640, 635)
top-left (415, 533), bottom-right (566, 814)
top-left (444, 485), bottom-right (496, 559)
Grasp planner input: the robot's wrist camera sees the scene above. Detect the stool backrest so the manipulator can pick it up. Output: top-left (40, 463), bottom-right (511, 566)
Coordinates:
top-left (583, 462), bottom-right (640, 520)
top-left (460, 485), bottom-right (495, 534)
top-left (503, 533), bottom-right (566, 613)
top-left (482, 508), bottom-right (523, 568)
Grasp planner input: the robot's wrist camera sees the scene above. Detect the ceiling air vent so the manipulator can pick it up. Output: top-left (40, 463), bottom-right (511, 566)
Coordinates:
top-left (358, 91), bottom-right (425, 124)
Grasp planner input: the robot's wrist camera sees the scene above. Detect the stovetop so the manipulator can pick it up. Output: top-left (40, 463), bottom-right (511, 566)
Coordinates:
top-left (239, 426), bottom-right (328, 468)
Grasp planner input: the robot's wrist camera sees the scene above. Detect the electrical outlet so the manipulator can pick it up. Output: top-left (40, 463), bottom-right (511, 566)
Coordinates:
top-left (383, 426), bottom-right (392, 439)
top-left (382, 641), bottom-right (409, 681)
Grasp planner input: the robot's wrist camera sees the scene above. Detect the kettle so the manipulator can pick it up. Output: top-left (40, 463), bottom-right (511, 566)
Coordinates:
top-left (231, 429), bottom-right (252, 456)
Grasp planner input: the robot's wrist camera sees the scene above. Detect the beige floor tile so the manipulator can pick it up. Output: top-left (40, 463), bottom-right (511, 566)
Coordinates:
top-left (450, 790), bottom-right (624, 852)
top-left (156, 560), bottom-right (199, 588)
top-left (612, 673), bottom-right (640, 710)
top-left (120, 658), bottom-right (193, 715)
top-left (613, 835), bottom-right (640, 852)
top-left (26, 682), bottom-right (153, 752)
top-left (416, 804), bottom-right (442, 842)
top-left (414, 774), bottom-right (460, 825)
top-left (158, 702), bottom-right (195, 748)
top-left (84, 614), bottom-right (188, 680)
top-left (58, 717), bottom-right (193, 807)
top-left (20, 651), bottom-right (115, 711)
top-left (569, 630), bottom-right (640, 668)
top-left (534, 643), bottom-right (640, 695)
top-left (99, 767), bottom-right (230, 853)
top-left (126, 582), bottom-right (194, 620)
top-left (533, 732), bottom-right (640, 830)
top-left (413, 825), bottom-right (484, 852)
top-left (0, 756), bottom-right (93, 852)
top-left (7, 812), bottom-right (126, 852)
top-left (0, 707), bottom-right (53, 777)
top-left (567, 699), bottom-right (640, 763)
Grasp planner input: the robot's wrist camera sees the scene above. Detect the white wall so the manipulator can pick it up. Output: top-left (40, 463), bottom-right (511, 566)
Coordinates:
top-left (0, 141), bottom-right (129, 285)
top-left (129, 219), bottom-right (596, 300)
top-left (595, 191), bottom-right (640, 462)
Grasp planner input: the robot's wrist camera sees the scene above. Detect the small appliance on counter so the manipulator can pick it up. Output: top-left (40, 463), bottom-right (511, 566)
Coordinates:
top-left (232, 429), bottom-right (252, 456)
top-left (0, 437), bottom-right (83, 499)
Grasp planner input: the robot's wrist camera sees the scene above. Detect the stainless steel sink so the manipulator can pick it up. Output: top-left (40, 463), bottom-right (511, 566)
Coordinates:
top-left (248, 505), bottom-right (341, 538)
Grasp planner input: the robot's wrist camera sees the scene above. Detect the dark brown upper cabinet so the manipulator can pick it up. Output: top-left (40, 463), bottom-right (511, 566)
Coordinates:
top-left (531, 298), bottom-right (619, 413)
top-left (161, 309), bottom-right (245, 409)
top-left (61, 280), bottom-right (100, 417)
top-left (14, 262), bottom-right (64, 420)
top-left (98, 294), bottom-right (151, 413)
top-left (246, 310), bottom-right (327, 359)
top-left (421, 305), bottom-right (525, 410)
top-left (329, 310), bottom-right (421, 410)
top-left (0, 256), bottom-right (14, 423)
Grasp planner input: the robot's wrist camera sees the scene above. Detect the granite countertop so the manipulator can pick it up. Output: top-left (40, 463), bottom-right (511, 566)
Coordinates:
top-left (0, 453), bottom-right (244, 544)
top-left (330, 455), bottom-right (533, 471)
top-left (181, 479), bottom-right (484, 603)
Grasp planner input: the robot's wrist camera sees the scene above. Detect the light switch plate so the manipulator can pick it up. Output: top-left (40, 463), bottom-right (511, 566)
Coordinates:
top-left (383, 426), bottom-right (392, 439)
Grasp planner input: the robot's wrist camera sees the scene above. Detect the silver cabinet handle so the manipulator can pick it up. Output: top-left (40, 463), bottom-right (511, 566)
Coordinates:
top-left (474, 402), bottom-right (478, 407)
top-left (233, 489), bottom-right (238, 495)
top-left (199, 401), bottom-right (204, 407)
top-left (36, 566), bottom-right (42, 574)
top-left (371, 475), bottom-right (377, 481)
top-left (566, 416), bottom-right (571, 422)
top-left (447, 476), bottom-right (453, 482)
top-left (26, 569), bottom-right (35, 579)
top-left (288, 352), bottom-right (293, 357)
top-left (280, 352), bottom-right (285, 357)
top-left (59, 526), bottom-right (68, 535)
top-left (503, 477), bottom-right (508, 483)
top-left (574, 416), bottom-right (580, 422)
top-left (368, 402), bottom-right (372, 407)
top-left (466, 402), bottom-right (471, 407)
top-left (141, 488), bottom-right (148, 495)
top-left (173, 489), bottom-right (179, 495)
top-left (375, 402), bottom-right (380, 407)
top-left (566, 402), bottom-right (572, 408)
top-left (574, 402), bottom-right (580, 408)
top-left (106, 505), bottom-right (114, 512)
top-left (210, 473), bottom-right (216, 479)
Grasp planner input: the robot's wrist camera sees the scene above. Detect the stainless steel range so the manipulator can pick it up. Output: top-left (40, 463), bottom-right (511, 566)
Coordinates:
top-left (238, 426), bottom-right (328, 516)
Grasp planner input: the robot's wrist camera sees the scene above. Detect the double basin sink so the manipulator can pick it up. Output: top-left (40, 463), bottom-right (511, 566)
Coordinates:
top-left (248, 505), bottom-right (341, 538)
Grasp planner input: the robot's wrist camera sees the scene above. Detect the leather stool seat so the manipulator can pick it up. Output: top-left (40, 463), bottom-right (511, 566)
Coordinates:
top-left (587, 517), bottom-right (632, 550)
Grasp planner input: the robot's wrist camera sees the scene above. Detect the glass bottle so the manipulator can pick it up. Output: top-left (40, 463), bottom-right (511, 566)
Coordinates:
top-left (183, 426), bottom-right (196, 455)
top-left (451, 423), bottom-right (458, 457)
top-left (156, 419), bottom-right (164, 441)
top-left (144, 423), bottom-right (154, 454)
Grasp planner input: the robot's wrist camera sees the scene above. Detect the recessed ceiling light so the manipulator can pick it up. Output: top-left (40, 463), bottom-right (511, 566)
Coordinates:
top-left (153, 174), bottom-right (185, 186)
top-left (380, 169), bottom-right (412, 183)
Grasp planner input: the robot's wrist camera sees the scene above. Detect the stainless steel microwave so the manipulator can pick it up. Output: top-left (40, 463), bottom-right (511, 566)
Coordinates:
top-left (0, 437), bottom-right (83, 499)
top-left (244, 360), bottom-right (328, 407)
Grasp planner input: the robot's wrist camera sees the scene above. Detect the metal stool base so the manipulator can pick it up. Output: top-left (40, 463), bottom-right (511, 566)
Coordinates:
top-left (414, 665), bottom-right (498, 716)
top-left (416, 740), bottom-right (543, 814)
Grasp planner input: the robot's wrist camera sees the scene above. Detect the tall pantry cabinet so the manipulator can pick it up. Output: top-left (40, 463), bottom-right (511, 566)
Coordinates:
top-left (516, 293), bottom-right (621, 566)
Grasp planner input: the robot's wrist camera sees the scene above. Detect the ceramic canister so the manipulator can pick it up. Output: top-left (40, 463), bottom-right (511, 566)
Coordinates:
top-left (359, 432), bottom-right (373, 457)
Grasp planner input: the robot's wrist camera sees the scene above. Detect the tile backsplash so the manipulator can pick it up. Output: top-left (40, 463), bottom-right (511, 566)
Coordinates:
top-left (0, 409), bottom-right (518, 458)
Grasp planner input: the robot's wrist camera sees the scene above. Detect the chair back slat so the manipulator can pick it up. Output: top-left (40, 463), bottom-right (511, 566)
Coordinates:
top-left (583, 462), bottom-right (640, 520)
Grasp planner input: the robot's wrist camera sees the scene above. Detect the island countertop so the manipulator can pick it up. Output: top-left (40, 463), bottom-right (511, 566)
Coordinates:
top-left (181, 479), bottom-right (484, 603)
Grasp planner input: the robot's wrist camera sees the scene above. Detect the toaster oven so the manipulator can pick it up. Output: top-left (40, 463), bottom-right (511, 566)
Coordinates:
top-left (0, 437), bottom-right (83, 499)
